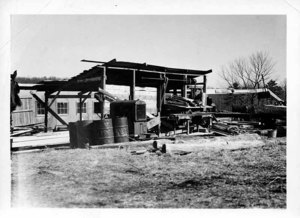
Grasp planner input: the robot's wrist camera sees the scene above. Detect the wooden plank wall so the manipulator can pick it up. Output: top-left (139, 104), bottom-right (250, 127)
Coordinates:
top-left (12, 98), bottom-right (35, 126)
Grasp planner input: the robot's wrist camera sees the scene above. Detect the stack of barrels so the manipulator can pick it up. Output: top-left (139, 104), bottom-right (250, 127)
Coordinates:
top-left (69, 117), bottom-right (129, 148)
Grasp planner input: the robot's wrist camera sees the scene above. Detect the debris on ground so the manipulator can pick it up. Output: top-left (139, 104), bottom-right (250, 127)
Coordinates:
top-left (172, 150), bottom-right (192, 156)
top-left (130, 149), bottom-right (148, 155)
top-left (130, 141), bottom-right (167, 156)
top-left (211, 118), bottom-right (286, 138)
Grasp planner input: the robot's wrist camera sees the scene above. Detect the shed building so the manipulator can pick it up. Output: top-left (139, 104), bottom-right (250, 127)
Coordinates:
top-left (16, 59), bottom-right (212, 133)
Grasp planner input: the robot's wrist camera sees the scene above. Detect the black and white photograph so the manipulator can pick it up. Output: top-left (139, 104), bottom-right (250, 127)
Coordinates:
top-left (1, 0), bottom-right (300, 217)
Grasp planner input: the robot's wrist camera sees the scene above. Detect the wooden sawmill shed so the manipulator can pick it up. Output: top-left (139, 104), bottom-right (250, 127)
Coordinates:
top-left (17, 59), bottom-right (212, 133)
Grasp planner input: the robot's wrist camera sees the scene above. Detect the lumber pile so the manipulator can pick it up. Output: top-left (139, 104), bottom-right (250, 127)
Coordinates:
top-left (165, 95), bottom-right (198, 107)
top-left (211, 120), bottom-right (264, 136)
top-left (11, 124), bottom-right (45, 136)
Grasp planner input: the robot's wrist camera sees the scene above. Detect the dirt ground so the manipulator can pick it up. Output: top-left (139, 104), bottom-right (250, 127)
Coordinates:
top-left (11, 134), bottom-right (286, 208)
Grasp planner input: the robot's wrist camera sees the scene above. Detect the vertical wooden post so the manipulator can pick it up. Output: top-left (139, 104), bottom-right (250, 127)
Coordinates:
top-left (203, 75), bottom-right (207, 93)
top-left (187, 120), bottom-right (190, 135)
top-left (156, 82), bottom-right (162, 136)
top-left (156, 86), bottom-right (161, 113)
top-left (181, 75), bottom-right (187, 97)
top-left (44, 92), bottom-right (49, 132)
top-left (130, 70), bottom-right (136, 100)
top-left (162, 74), bottom-right (167, 105)
top-left (156, 74), bottom-right (163, 113)
top-left (202, 75), bottom-right (207, 108)
top-left (79, 96), bottom-right (82, 121)
top-left (100, 67), bottom-right (106, 119)
top-left (173, 88), bottom-right (177, 96)
top-left (156, 74), bottom-right (168, 136)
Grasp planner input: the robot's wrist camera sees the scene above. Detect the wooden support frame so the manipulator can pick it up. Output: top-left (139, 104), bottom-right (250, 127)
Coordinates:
top-left (44, 92), bottom-right (49, 132)
top-left (79, 91), bottom-right (92, 104)
top-left (49, 94), bottom-right (92, 98)
top-left (156, 75), bottom-right (162, 135)
top-left (31, 92), bottom-right (68, 127)
top-left (130, 69), bottom-right (136, 100)
top-left (203, 75), bottom-right (207, 93)
top-left (79, 96), bottom-right (82, 121)
top-left (99, 66), bottom-right (106, 118)
top-left (181, 75), bottom-right (187, 97)
top-left (78, 91), bottom-right (91, 121)
top-left (160, 74), bottom-right (168, 108)
top-left (156, 74), bottom-right (163, 114)
top-left (156, 74), bottom-right (169, 135)
top-left (172, 88), bottom-right (178, 96)
top-left (156, 74), bottom-right (169, 113)
top-left (141, 76), bottom-right (191, 83)
top-left (202, 75), bottom-right (207, 108)
top-left (49, 91), bottom-right (61, 107)
top-left (97, 87), bottom-right (119, 102)
top-left (96, 65), bottom-right (211, 77)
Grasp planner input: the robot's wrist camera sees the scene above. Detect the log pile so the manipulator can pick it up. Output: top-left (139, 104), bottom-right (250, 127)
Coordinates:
top-left (212, 122), bottom-right (240, 135)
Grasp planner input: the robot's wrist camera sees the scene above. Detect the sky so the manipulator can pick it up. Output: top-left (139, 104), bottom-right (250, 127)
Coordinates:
top-left (11, 15), bottom-right (286, 88)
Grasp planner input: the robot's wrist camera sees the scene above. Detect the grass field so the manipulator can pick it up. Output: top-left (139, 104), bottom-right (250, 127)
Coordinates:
top-left (11, 136), bottom-right (286, 208)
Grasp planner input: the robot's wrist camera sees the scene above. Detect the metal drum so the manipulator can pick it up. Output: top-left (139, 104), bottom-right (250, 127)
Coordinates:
top-left (267, 129), bottom-right (277, 138)
top-left (76, 120), bottom-right (93, 148)
top-left (113, 117), bottom-right (129, 143)
top-left (90, 119), bottom-right (114, 145)
top-left (68, 122), bottom-right (77, 148)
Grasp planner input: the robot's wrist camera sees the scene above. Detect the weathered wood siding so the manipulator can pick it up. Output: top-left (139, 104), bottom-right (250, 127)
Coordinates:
top-left (11, 97), bottom-right (35, 126)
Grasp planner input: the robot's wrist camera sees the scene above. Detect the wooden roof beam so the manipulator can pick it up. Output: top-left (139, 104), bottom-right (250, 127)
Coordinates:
top-left (101, 66), bottom-right (207, 76)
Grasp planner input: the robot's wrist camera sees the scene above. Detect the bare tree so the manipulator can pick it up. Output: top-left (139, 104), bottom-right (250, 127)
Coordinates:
top-left (220, 51), bottom-right (275, 89)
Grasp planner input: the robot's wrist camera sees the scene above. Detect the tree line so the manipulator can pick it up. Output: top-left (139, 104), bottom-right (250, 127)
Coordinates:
top-left (16, 76), bottom-right (69, 84)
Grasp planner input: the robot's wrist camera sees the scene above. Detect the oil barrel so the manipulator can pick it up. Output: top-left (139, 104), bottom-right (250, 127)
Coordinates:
top-left (113, 117), bottom-right (129, 143)
top-left (267, 129), bottom-right (277, 138)
top-left (76, 120), bottom-right (93, 148)
top-left (90, 119), bottom-right (114, 145)
top-left (68, 122), bottom-right (77, 148)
